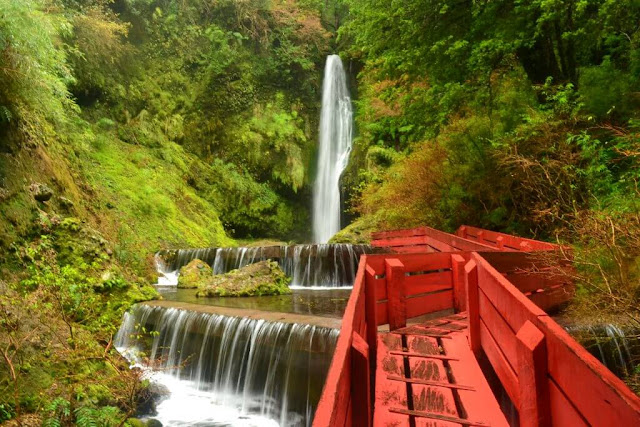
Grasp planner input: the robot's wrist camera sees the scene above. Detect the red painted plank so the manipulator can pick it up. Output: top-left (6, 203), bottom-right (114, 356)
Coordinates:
top-left (374, 333), bottom-right (410, 427)
top-left (516, 321), bottom-right (550, 427)
top-left (314, 257), bottom-right (368, 427)
top-left (376, 301), bottom-right (389, 326)
top-left (535, 315), bottom-right (640, 425)
top-left (478, 289), bottom-right (518, 372)
top-left (548, 379), bottom-right (588, 427)
top-left (475, 253), bottom-right (546, 332)
top-left (404, 270), bottom-right (453, 297)
top-left (464, 260), bottom-right (481, 356)
top-left (527, 285), bottom-right (574, 312)
top-left (504, 271), bottom-right (570, 294)
top-left (372, 235), bottom-right (455, 252)
top-left (479, 318), bottom-right (520, 409)
top-left (460, 226), bottom-right (558, 251)
top-left (406, 335), bottom-right (460, 425)
top-left (451, 254), bottom-right (466, 312)
top-left (442, 333), bottom-right (509, 427)
top-left (392, 245), bottom-right (439, 254)
top-left (364, 264), bottom-right (378, 362)
top-left (367, 253), bottom-right (453, 274)
top-left (406, 290), bottom-right (454, 319)
top-left (351, 331), bottom-right (371, 427)
top-left (386, 259), bottom-right (407, 330)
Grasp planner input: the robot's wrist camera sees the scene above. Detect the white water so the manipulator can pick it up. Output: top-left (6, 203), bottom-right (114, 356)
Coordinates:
top-left (155, 244), bottom-right (371, 288)
top-left (313, 55), bottom-right (353, 243)
top-left (116, 305), bottom-right (338, 426)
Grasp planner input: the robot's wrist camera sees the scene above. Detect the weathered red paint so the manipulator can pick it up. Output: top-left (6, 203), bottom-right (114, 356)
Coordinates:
top-left (516, 320), bottom-right (550, 427)
top-left (385, 259), bottom-right (406, 331)
top-left (314, 227), bottom-right (640, 427)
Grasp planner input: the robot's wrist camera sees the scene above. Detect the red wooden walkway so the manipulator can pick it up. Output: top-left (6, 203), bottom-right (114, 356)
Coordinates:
top-left (313, 226), bottom-right (640, 427)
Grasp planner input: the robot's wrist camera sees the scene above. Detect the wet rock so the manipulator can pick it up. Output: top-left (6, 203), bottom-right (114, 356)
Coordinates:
top-left (196, 260), bottom-right (291, 297)
top-left (135, 381), bottom-right (170, 417)
top-left (177, 259), bottom-right (212, 289)
top-left (29, 182), bottom-right (53, 202)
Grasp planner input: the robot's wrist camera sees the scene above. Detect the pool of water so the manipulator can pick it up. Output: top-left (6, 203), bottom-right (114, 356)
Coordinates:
top-left (156, 286), bottom-right (351, 319)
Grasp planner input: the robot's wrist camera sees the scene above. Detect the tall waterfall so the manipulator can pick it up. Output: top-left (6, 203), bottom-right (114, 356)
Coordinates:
top-left (313, 55), bottom-right (353, 243)
top-left (116, 305), bottom-right (339, 426)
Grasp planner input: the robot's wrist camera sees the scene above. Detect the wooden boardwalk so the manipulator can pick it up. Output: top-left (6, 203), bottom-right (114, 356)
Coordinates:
top-left (313, 226), bottom-right (640, 427)
top-left (375, 313), bottom-right (508, 427)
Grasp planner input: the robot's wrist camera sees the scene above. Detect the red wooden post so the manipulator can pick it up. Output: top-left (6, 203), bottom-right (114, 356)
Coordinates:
top-left (385, 258), bottom-right (406, 331)
top-left (451, 254), bottom-right (466, 312)
top-left (516, 320), bottom-right (550, 427)
top-left (465, 259), bottom-right (481, 356)
top-left (351, 331), bottom-right (371, 427)
top-left (364, 264), bottom-right (378, 366)
top-left (458, 225), bottom-right (467, 238)
top-left (477, 230), bottom-right (484, 243)
top-left (496, 236), bottom-right (505, 250)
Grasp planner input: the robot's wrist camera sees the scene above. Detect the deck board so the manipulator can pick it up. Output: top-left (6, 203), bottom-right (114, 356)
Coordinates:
top-left (374, 313), bottom-right (509, 427)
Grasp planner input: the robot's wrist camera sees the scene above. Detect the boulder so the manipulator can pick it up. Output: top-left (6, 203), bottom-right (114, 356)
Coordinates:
top-left (177, 259), bottom-right (212, 289)
top-left (29, 182), bottom-right (53, 202)
top-left (196, 260), bottom-right (291, 297)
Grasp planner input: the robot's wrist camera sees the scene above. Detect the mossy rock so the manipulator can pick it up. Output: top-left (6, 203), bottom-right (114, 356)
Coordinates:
top-left (177, 259), bottom-right (212, 289)
top-left (328, 216), bottom-right (378, 244)
top-left (196, 260), bottom-right (291, 298)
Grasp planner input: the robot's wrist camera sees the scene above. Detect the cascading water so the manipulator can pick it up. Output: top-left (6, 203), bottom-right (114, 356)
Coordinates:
top-left (156, 244), bottom-right (374, 288)
top-left (116, 305), bottom-right (339, 426)
top-left (566, 323), bottom-right (640, 378)
top-left (312, 55), bottom-right (353, 243)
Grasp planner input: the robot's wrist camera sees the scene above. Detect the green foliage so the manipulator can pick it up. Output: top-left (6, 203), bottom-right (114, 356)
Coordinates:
top-left (0, 0), bottom-right (76, 142)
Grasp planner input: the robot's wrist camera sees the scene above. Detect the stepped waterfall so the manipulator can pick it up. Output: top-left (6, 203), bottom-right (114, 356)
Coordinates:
top-left (115, 55), bottom-right (361, 426)
top-left (155, 244), bottom-right (373, 288)
top-left (116, 305), bottom-right (338, 426)
top-left (313, 55), bottom-right (353, 243)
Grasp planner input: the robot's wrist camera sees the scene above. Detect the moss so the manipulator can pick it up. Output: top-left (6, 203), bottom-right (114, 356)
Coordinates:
top-left (177, 259), bottom-right (212, 289)
top-left (196, 260), bottom-right (292, 297)
top-left (329, 216), bottom-right (380, 244)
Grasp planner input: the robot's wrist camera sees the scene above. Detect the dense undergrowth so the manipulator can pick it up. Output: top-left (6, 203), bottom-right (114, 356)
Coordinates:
top-left (334, 0), bottom-right (640, 323)
top-left (0, 0), bottom-right (337, 423)
top-left (2, 0), bottom-right (640, 423)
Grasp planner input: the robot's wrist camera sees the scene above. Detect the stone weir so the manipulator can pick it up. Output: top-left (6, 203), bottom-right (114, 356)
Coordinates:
top-left (156, 243), bottom-right (385, 288)
top-left (116, 303), bottom-right (339, 426)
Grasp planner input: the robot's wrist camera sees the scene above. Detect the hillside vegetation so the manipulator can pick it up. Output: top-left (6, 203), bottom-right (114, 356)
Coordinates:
top-left (1, 0), bottom-right (639, 424)
top-left (0, 0), bottom-right (333, 424)
top-left (335, 0), bottom-right (640, 320)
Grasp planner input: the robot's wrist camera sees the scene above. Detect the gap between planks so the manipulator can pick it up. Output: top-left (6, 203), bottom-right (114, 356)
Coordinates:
top-left (387, 375), bottom-right (476, 391)
top-left (389, 408), bottom-right (490, 426)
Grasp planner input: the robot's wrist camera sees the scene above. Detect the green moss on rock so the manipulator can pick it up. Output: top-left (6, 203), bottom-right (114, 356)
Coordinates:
top-left (196, 260), bottom-right (291, 297)
top-left (177, 259), bottom-right (212, 289)
top-left (328, 216), bottom-right (379, 244)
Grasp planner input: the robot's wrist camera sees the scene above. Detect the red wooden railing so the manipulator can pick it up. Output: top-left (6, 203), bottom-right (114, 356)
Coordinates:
top-left (314, 230), bottom-right (640, 426)
top-left (313, 256), bottom-right (372, 427)
top-left (458, 225), bottom-right (559, 251)
top-left (371, 226), bottom-right (495, 253)
top-left (314, 252), bottom-right (465, 426)
top-left (372, 226), bottom-right (573, 312)
top-left (466, 253), bottom-right (640, 426)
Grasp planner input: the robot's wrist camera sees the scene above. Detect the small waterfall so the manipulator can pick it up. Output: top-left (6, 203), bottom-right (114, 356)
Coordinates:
top-left (116, 305), bottom-right (339, 426)
top-left (156, 244), bottom-right (374, 288)
top-left (313, 55), bottom-right (353, 243)
top-left (566, 323), bottom-right (640, 378)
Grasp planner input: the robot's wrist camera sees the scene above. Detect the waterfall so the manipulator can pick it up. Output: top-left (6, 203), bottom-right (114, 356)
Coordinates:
top-left (313, 55), bottom-right (353, 243)
top-left (156, 244), bottom-right (374, 288)
top-left (116, 305), bottom-right (339, 426)
top-left (565, 323), bottom-right (640, 378)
